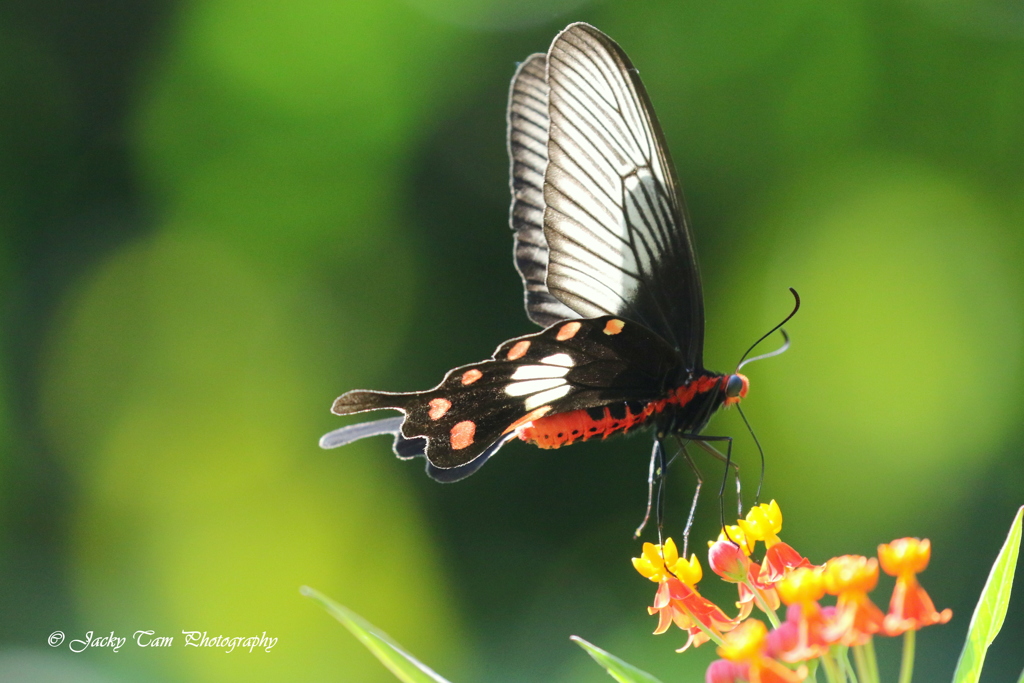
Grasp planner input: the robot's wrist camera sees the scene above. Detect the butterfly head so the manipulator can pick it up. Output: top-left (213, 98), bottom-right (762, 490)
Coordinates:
top-left (723, 373), bottom-right (749, 406)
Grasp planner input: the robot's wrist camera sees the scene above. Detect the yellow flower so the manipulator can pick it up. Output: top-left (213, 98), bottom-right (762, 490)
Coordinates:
top-left (712, 525), bottom-right (757, 556)
top-left (824, 554), bottom-right (878, 595)
top-left (878, 537), bottom-right (931, 576)
top-left (775, 567), bottom-right (829, 663)
top-left (632, 538), bottom-right (702, 585)
top-left (717, 618), bottom-right (768, 662)
top-left (737, 500), bottom-right (783, 549)
top-left (776, 566), bottom-right (826, 605)
top-left (715, 619), bottom-right (807, 683)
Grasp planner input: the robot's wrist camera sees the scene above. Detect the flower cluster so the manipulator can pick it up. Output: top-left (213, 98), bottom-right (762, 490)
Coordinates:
top-left (632, 501), bottom-right (952, 683)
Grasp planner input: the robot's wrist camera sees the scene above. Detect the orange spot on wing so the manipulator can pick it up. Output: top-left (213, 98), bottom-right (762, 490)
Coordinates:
top-left (507, 340), bottom-right (531, 360)
top-left (603, 319), bottom-right (625, 335)
top-left (450, 421), bottom-right (476, 450)
top-left (502, 405), bottom-right (554, 435)
top-left (556, 321), bottom-right (582, 341)
top-left (428, 397), bottom-right (451, 420)
top-left (461, 369), bottom-right (483, 385)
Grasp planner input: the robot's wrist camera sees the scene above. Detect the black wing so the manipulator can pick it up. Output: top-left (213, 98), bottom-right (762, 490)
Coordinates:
top-left (507, 23), bottom-right (705, 370)
top-left (328, 316), bottom-right (681, 472)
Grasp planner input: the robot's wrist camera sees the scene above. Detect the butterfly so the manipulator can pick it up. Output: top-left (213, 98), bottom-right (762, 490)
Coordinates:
top-left (320, 23), bottom-right (794, 509)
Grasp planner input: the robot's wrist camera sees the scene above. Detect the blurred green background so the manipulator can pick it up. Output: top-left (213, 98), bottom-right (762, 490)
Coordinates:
top-left (1, 0), bottom-right (1023, 681)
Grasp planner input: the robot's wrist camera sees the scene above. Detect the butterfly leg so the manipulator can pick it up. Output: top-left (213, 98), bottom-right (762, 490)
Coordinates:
top-left (634, 439), bottom-right (667, 539)
top-left (679, 434), bottom-right (742, 540)
top-left (682, 435), bottom-right (741, 510)
top-left (673, 439), bottom-right (704, 558)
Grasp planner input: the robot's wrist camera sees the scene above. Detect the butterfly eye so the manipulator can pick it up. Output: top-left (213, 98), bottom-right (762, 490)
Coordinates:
top-left (725, 374), bottom-right (749, 400)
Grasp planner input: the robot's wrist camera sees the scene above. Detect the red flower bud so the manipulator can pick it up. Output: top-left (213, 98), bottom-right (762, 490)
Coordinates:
top-left (709, 539), bottom-right (750, 583)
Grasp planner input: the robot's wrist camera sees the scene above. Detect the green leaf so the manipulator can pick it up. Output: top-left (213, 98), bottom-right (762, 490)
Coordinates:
top-left (571, 635), bottom-right (665, 683)
top-left (301, 586), bottom-right (454, 683)
top-left (952, 506), bottom-right (1024, 683)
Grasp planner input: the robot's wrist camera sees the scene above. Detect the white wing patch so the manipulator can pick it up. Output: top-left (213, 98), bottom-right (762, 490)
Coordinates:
top-left (505, 377), bottom-right (567, 396)
top-left (511, 364), bottom-right (571, 380)
top-left (524, 385), bottom-right (572, 410)
top-left (506, 352), bottom-right (576, 409)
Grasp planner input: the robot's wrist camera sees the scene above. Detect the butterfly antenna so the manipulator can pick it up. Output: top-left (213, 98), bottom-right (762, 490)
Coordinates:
top-left (736, 288), bottom-right (800, 371)
top-left (736, 405), bottom-right (765, 506)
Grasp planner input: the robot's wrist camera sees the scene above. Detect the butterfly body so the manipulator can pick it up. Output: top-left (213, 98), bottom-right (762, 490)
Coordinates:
top-left (322, 23), bottom-right (753, 483)
top-left (517, 373), bottom-right (730, 450)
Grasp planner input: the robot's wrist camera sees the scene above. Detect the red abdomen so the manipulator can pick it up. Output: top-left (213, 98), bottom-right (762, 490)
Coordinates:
top-left (516, 375), bottom-right (723, 449)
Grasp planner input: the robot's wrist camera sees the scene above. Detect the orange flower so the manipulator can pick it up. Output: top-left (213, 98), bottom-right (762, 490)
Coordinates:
top-left (774, 567), bottom-right (829, 662)
top-left (822, 555), bottom-right (885, 645)
top-left (707, 538), bottom-right (782, 621)
top-left (634, 538), bottom-right (739, 650)
top-left (759, 542), bottom-right (814, 585)
top-left (716, 619), bottom-right (807, 683)
top-left (737, 559), bottom-right (781, 620)
top-left (649, 576), bottom-right (742, 651)
top-left (878, 538), bottom-right (952, 635)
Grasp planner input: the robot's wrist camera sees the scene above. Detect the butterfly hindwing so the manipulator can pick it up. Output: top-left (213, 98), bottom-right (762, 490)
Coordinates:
top-left (331, 316), bottom-right (681, 471)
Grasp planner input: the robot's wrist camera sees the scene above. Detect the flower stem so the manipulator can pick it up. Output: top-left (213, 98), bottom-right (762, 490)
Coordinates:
top-left (682, 606), bottom-right (726, 647)
top-left (820, 651), bottom-right (843, 683)
top-left (744, 580), bottom-right (781, 628)
top-left (898, 629), bottom-right (916, 683)
top-left (853, 643), bottom-right (879, 683)
top-left (837, 645), bottom-right (858, 683)
top-left (852, 646), bottom-right (867, 683)
top-left (806, 658), bottom-right (820, 683)
top-left (864, 639), bottom-right (880, 683)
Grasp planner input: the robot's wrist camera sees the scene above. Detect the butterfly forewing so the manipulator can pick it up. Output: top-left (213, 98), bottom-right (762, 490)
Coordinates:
top-left (331, 316), bottom-right (681, 470)
top-left (541, 24), bottom-right (705, 369)
top-left (508, 53), bottom-right (580, 327)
